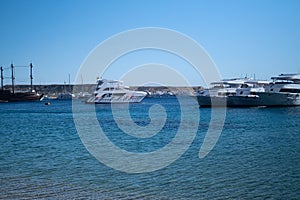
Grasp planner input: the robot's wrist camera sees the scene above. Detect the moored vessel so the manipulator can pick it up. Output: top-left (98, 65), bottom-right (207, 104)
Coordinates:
top-left (226, 80), bottom-right (269, 107)
top-left (196, 78), bottom-right (252, 107)
top-left (256, 74), bottom-right (300, 106)
top-left (197, 74), bottom-right (300, 107)
top-left (86, 78), bottom-right (147, 104)
top-left (0, 64), bottom-right (43, 102)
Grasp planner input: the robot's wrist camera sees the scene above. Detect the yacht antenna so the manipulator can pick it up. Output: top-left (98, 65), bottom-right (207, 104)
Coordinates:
top-left (80, 74), bottom-right (83, 93)
top-left (64, 81), bottom-right (66, 93)
top-left (68, 73), bottom-right (71, 93)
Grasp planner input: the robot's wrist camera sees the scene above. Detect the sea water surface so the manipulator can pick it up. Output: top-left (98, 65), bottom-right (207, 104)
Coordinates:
top-left (0, 97), bottom-right (299, 199)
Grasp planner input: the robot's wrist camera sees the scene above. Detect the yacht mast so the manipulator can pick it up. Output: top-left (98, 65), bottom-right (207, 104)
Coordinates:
top-left (1, 66), bottom-right (3, 91)
top-left (11, 64), bottom-right (14, 94)
top-left (30, 63), bottom-right (33, 92)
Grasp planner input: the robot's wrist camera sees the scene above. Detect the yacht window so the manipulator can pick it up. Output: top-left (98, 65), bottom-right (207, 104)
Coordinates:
top-left (217, 92), bottom-right (226, 96)
top-left (279, 88), bottom-right (300, 93)
top-left (97, 80), bottom-right (103, 85)
top-left (104, 88), bottom-right (115, 91)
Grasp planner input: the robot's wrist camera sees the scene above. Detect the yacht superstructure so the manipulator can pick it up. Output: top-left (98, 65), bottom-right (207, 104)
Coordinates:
top-left (86, 78), bottom-right (147, 104)
top-left (227, 80), bottom-right (269, 107)
top-left (197, 78), bottom-right (255, 107)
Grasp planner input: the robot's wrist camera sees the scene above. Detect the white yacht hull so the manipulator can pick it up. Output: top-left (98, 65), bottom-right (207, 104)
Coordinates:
top-left (197, 95), bottom-right (261, 107)
top-left (197, 96), bottom-right (227, 107)
top-left (197, 93), bottom-right (300, 107)
top-left (256, 92), bottom-right (300, 106)
top-left (227, 95), bottom-right (261, 107)
top-left (87, 78), bottom-right (148, 104)
top-left (87, 92), bottom-right (147, 104)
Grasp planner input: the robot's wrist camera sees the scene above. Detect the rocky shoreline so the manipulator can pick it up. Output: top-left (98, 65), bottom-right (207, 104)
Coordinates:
top-left (3, 84), bottom-right (203, 98)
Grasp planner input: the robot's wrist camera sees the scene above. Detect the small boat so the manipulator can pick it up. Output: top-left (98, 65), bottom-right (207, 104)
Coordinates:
top-left (86, 78), bottom-right (147, 104)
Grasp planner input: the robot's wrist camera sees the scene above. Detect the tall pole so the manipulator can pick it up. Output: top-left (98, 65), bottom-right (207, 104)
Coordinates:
top-left (81, 74), bottom-right (83, 93)
top-left (30, 63), bottom-right (33, 92)
top-left (11, 64), bottom-right (14, 94)
top-left (68, 73), bottom-right (70, 93)
top-left (64, 81), bottom-right (66, 93)
top-left (1, 66), bottom-right (3, 91)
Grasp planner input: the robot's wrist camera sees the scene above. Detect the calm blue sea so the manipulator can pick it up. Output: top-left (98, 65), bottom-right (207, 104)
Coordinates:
top-left (0, 97), bottom-right (299, 199)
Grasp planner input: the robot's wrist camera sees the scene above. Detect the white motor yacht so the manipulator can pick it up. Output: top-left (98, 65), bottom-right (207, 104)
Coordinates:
top-left (197, 78), bottom-right (250, 107)
top-left (256, 74), bottom-right (300, 106)
top-left (227, 80), bottom-right (269, 107)
top-left (197, 74), bottom-right (300, 107)
top-left (86, 78), bottom-right (147, 104)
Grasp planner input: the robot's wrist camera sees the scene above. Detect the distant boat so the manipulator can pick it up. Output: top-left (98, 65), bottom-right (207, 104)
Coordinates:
top-left (86, 78), bottom-right (147, 104)
top-left (56, 92), bottom-right (75, 100)
top-left (0, 64), bottom-right (43, 102)
top-left (75, 92), bottom-right (92, 99)
top-left (55, 74), bottom-right (75, 100)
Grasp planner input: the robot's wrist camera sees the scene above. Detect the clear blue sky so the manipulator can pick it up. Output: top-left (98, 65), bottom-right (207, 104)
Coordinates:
top-left (0, 0), bottom-right (299, 85)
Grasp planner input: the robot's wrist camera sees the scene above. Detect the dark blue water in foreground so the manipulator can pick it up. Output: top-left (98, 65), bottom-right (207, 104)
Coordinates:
top-left (0, 97), bottom-right (299, 199)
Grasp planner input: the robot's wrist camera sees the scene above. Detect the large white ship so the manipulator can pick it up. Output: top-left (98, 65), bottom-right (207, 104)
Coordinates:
top-left (197, 78), bottom-right (255, 107)
top-left (197, 74), bottom-right (300, 107)
top-left (226, 80), bottom-right (269, 107)
top-left (86, 78), bottom-right (147, 104)
top-left (256, 74), bottom-right (300, 106)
